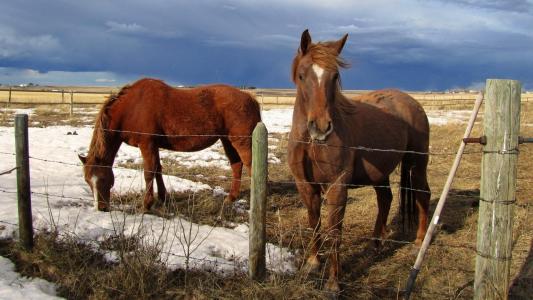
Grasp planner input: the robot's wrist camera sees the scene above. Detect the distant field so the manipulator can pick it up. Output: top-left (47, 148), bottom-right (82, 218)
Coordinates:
top-left (3, 86), bottom-right (533, 110)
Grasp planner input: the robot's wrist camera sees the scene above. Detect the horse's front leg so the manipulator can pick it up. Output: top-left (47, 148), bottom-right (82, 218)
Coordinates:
top-left (323, 179), bottom-right (348, 293)
top-left (139, 143), bottom-right (159, 211)
top-left (296, 180), bottom-right (322, 273)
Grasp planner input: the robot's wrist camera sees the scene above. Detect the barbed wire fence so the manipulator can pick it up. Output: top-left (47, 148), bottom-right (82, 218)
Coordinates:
top-left (0, 99), bottom-right (532, 297)
top-left (0, 141), bottom-right (530, 298)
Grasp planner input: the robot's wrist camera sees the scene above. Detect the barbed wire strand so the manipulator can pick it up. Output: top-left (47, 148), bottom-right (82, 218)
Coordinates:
top-left (0, 167), bottom-right (17, 176)
top-left (2, 187), bottom-right (531, 257)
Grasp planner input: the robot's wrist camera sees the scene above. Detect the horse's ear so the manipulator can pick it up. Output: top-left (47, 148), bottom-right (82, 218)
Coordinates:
top-left (300, 29), bottom-right (312, 55)
top-left (332, 33), bottom-right (348, 54)
top-left (78, 154), bottom-right (87, 165)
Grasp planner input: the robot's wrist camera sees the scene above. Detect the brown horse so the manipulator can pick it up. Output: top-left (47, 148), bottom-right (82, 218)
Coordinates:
top-left (79, 78), bottom-right (261, 211)
top-left (288, 30), bottom-right (431, 291)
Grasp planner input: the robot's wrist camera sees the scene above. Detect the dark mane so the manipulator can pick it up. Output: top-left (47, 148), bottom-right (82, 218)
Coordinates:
top-left (86, 84), bottom-right (130, 161)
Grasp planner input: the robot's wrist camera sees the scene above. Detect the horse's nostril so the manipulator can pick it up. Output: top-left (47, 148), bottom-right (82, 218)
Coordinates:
top-left (308, 120), bottom-right (316, 130)
top-left (326, 122), bottom-right (332, 132)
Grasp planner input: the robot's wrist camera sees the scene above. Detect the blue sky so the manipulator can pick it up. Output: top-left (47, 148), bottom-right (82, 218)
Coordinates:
top-left (1, 0), bottom-right (533, 90)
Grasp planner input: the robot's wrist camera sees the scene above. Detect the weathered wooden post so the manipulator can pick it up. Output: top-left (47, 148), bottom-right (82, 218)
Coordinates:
top-left (8, 87), bottom-right (12, 105)
top-left (70, 90), bottom-right (74, 117)
top-left (15, 114), bottom-right (34, 250)
top-left (249, 122), bottom-right (268, 280)
top-left (474, 79), bottom-right (521, 299)
top-left (61, 90), bottom-right (65, 103)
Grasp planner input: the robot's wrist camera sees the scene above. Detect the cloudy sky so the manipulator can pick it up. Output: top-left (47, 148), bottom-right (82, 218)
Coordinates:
top-left (1, 0), bottom-right (533, 90)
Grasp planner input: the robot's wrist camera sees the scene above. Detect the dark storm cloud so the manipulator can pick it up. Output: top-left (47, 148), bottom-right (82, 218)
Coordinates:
top-left (1, 0), bottom-right (533, 90)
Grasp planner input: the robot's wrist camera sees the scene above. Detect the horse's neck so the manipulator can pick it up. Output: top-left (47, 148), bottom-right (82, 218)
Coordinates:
top-left (333, 92), bottom-right (358, 119)
top-left (291, 93), bottom-right (310, 137)
top-left (87, 145), bottom-right (118, 167)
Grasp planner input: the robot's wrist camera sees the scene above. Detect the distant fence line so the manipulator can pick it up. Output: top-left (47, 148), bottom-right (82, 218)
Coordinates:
top-left (2, 87), bottom-right (533, 109)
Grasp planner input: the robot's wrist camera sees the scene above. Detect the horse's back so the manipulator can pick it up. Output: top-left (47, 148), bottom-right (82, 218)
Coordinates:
top-left (201, 84), bottom-right (261, 135)
top-left (342, 89), bottom-right (429, 182)
top-left (105, 79), bottom-right (260, 150)
top-left (109, 79), bottom-right (259, 131)
top-left (353, 89), bottom-right (429, 140)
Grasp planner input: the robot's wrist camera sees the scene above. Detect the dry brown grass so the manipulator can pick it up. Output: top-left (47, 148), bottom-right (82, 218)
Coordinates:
top-left (0, 232), bottom-right (331, 299)
top-left (1, 102), bottom-right (532, 299)
top-left (1, 104), bottom-right (97, 127)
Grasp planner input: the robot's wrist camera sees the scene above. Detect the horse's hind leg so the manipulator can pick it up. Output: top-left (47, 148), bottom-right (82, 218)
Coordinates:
top-left (154, 158), bottom-right (167, 202)
top-left (373, 180), bottom-right (393, 248)
top-left (412, 163), bottom-right (431, 245)
top-left (139, 143), bottom-right (160, 210)
top-left (221, 138), bottom-right (244, 204)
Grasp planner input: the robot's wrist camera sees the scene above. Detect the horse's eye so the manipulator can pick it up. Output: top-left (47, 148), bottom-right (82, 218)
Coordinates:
top-left (333, 72), bottom-right (339, 81)
top-left (298, 73), bottom-right (304, 81)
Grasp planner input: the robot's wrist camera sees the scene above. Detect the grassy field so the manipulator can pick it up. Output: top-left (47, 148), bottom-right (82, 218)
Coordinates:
top-left (3, 85), bottom-right (533, 109)
top-left (0, 101), bottom-right (532, 299)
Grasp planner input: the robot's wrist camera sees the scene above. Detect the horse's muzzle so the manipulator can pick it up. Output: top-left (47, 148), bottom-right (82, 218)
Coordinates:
top-left (308, 120), bottom-right (333, 142)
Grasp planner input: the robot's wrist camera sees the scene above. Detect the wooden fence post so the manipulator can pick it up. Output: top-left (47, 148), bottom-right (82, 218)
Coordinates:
top-left (474, 79), bottom-right (521, 299)
top-left (15, 114), bottom-right (34, 250)
top-left (404, 92), bottom-right (484, 299)
top-left (8, 87), bottom-right (12, 104)
top-left (249, 122), bottom-right (268, 280)
top-left (61, 90), bottom-right (65, 103)
top-left (70, 91), bottom-right (74, 117)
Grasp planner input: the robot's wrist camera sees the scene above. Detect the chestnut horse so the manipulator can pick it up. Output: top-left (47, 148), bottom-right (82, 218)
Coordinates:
top-left (79, 78), bottom-right (261, 211)
top-left (288, 30), bottom-right (431, 291)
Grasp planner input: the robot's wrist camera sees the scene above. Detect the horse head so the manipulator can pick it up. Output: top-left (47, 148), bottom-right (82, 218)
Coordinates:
top-left (292, 29), bottom-right (349, 142)
top-left (79, 154), bottom-right (114, 211)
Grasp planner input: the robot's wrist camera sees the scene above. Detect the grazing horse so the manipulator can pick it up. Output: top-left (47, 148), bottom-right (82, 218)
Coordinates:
top-left (79, 78), bottom-right (261, 211)
top-left (288, 30), bottom-right (431, 291)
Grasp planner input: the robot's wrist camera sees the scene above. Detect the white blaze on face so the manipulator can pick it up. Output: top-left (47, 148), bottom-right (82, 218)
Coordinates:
top-left (312, 64), bottom-right (324, 86)
top-left (91, 175), bottom-right (99, 209)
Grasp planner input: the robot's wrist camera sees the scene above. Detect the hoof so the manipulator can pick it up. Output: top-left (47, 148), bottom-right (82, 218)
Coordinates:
top-left (373, 239), bottom-right (384, 251)
top-left (409, 241), bottom-right (423, 256)
top-left (158, 194), bottom-right (168, 203)
top-left (97, 203), bottom-right (109, 212)
top-left (324, 278), bottom-right (341, 293)
top-left (217, 201), bottom-right (234, 221)
top-left (372, 244), bottom-right (383, 256)
top-left (414, 238), bottom-right (423, 247)
top-left (223, 195), bottom-right (236, 205)
top-left (302, 256), bottom-right (321, 274)
top-left (143, 199), bottom-right (155, 212)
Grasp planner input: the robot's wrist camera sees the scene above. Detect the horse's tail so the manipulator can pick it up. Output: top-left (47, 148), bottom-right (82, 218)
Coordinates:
top-left (400, 156), bottom-right (416, 230)
top-left (248, 93), bottom-right (262, 123)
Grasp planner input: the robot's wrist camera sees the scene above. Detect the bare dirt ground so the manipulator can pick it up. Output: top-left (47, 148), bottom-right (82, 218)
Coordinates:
top-left (1, 102), bottom-right (532, 299)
